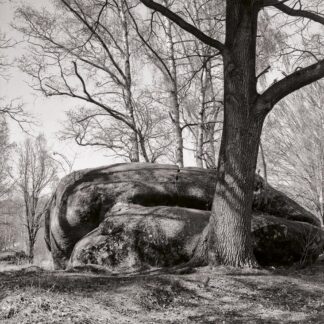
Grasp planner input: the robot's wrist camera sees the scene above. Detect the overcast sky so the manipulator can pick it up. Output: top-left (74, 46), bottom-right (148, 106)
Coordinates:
top-left (0, 0), bottom-right (132, 174)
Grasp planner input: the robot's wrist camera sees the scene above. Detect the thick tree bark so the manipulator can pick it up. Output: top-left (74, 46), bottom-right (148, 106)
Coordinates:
top-left (208, 108), bottom-right (265, 266)
top-left (206, 1), bottom-right (264, 266)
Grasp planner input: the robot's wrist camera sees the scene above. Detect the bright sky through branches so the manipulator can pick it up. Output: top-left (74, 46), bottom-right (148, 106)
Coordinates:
top-left (0, 0), bottom-right (130, 174)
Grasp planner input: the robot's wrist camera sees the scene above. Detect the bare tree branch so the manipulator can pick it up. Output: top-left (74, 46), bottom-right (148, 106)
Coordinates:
top-left (139, 0), bottom-right (225, 52)
top-left (267, 1), bottom-right (324, 26)
top-left (259, 59), bottom-right (324, 108)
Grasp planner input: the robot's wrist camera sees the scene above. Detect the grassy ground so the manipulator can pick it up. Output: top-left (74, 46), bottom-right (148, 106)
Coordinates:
top-left (0, 262), bottom-right (324, 323)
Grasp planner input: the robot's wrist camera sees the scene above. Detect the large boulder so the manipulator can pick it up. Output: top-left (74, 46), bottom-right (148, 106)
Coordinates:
top-left (69, 204), bottom-right (209, 272)
top-left (69, 204), bottom-right (324, 272)
top-left (45, 163), bottom-right (323, 270)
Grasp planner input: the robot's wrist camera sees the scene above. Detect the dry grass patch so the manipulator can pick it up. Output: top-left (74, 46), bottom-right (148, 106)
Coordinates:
top-left (0, 263), bottom-right (324, 323)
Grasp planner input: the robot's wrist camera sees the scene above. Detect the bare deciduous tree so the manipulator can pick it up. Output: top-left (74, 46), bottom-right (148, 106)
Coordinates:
top-left (60, 101), bottom-right (173, 163)
top-left (16, 135), bottom-right (58, 262)
top-left (15, 0), bottom-right (174, 162)
top-left (178, 0), bottom-right (224, 169)
top-left (130, 0), bottom-right (224, 167)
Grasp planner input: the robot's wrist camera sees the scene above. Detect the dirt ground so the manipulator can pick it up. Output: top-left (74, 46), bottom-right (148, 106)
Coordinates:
top-left (0, 262), bottom-right (324, 324)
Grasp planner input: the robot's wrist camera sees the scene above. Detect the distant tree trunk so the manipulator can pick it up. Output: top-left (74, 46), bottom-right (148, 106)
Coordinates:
top-left (163, 1), bottom-right (184, 167)
top-left (192, 1), bottom-right (211, 169)
top-left (120, 1), bottom-right (140, 162)
top-left (259, 140), bottom-right (269, 204)
top-left (27, 224), bottom-right (38, 263)
top-left (320, 113), bottom-right (324, 226)
top-left (196, 112), bottom-right (204, 168)
top-left (207, 130), bottom-right (217, 168)
top-left (196, 67), bottom-right (208, 168)
top-left (28, 238), bottom-right (35, 263)
top-left (259, 141), bottom-right (268, 184)
top-left (205, 75), bottom-right (222, 169)
top-left (4, 212), bottom-right (7, 250)
top-left (319, 168), bottom-right (324, 226)
top-left (138, 134), bottom-right (150, 163)
top-left (169, 85), bottom-right (184, 167)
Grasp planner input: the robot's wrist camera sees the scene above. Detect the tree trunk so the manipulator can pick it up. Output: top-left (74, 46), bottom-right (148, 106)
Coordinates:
top-left (170, 87), bottom-right (184, 167)
top-left (259, 141), bottom-right (269, 204)
top-left (319, 166), bottom-right (324, 226)
top-left (138, 134), bottom-right (150, 163)
top-left (196, 110), bottom-right (204, 168)
top-left (163, 1), bottom-right (184, 167)
top-left (207, 130), bottom-right (217, 168)
top-left (207, 1), bottom-right (265, 267)
top-left (196, 67), bottom-right (208, 168)
top-left (320, 108), bottom-right (324, 226)
top-left (120, 1), bottom-right (140, 162)
top-left (28, 239), bottom-right (35, 263)
top-left (259, 141), bottom-right (268, 183)
top-left (206, 71), bottom-right (221, 169)
top-left (208, 107), bottom-right (265, 266)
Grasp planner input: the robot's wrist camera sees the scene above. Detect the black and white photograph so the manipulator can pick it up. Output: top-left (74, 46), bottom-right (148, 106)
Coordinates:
top-left (0, 0), bottom-right (324, 323)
